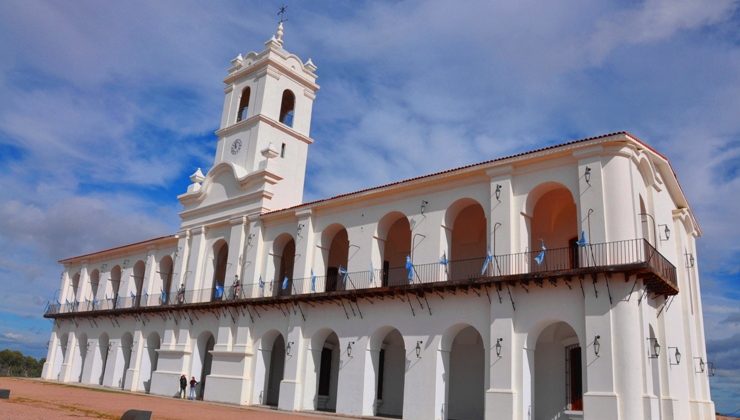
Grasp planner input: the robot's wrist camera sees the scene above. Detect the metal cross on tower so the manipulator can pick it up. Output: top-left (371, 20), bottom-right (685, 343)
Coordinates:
top-left (278, 5), bottom-right (288, 23)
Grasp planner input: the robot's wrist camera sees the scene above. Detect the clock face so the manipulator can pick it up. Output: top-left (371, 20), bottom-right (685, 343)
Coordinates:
top-left (230, 138), bottom-right (242, 155)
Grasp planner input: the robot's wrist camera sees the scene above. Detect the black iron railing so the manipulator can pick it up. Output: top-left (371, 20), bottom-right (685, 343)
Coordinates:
top-left (44, 239), bottom-right (677, 316)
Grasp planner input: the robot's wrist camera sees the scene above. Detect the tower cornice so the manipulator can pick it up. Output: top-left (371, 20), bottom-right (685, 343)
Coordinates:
top-left (215, 113), bottom-right (314, 145)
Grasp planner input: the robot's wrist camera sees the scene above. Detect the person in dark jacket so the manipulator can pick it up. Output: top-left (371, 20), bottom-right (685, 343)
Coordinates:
top-left (189, 376), bottom-right (198, 400)
top-left (179, 374), bottom-right (187, 399)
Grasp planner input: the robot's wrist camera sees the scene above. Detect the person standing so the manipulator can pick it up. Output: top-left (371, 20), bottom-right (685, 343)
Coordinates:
top-left (189, 376), bottom-right (198, 400)
top-left (179, 374), bottom-right (187, 399)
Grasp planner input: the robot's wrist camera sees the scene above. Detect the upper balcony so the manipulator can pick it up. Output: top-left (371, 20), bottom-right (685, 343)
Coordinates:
top-left (44, 238), bottom-right (677, 318)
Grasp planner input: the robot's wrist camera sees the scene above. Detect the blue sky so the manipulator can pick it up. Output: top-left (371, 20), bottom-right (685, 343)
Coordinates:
top-left (0, 0), bottom-right (738, 413)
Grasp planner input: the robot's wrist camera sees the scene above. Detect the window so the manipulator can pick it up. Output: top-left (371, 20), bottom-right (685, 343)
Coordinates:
top-left (565, 344), bottom-right (583, 411)
top-left (237, 87), bottom-right (250, 122)
top-left (279, 89), bottom-right (295, 127)
top-left (318, 348), bottom-right (332, 396)
top-left (280, 143), bottom-right (286, 158)
top-left (376, 349), bottom-right (386, 400)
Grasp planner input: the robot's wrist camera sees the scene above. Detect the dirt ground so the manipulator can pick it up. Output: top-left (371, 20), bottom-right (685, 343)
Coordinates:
top-left (0, 377), bottom-right (348, 420)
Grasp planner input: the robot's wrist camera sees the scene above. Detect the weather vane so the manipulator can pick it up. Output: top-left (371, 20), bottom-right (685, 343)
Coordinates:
top-left (278, 5), bottom-right (288, 23)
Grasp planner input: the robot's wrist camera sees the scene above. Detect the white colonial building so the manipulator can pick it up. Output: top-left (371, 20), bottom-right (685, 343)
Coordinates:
top-left (42, 23), bottom-right (715, 420)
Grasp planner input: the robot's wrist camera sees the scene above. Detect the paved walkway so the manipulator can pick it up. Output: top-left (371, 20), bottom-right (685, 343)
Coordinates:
top-left (0, 378), bottom-right (349, 420)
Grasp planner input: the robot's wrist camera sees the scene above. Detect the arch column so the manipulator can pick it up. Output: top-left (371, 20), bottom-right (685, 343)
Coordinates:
top-left (76, 263), bottom-right (91, 305)
top-left (302, 345), bottom-right (323, 409)
top-left (59, 332), bottom-right (78, 382)
top-left (433, 347), bottom-right (450, 420)
top-left (243, 213), bottom-right (265, 298)
top-left (335, 336), bottom-right (373, 416)
top-left (149, 319), bottom-right (190, 397)
top-left (80, 337), bottom-right (98, 384)
top-left (102, 339), bottom-right (122, 387)
top-left (42, 329), bottom-right (62, 380)
top-left (612, 274), bottom-right (646, 420)
top-left (172, 230), bottom-right (191, 297)
top-left (583, 273), bottom-right (619, 419)
top-left (88, 337), bottom-right (108, 386)
top-left (278, 324), bottom-right (307, 411)
top-left (402, 335), bottom-right (437, 420)
top-left (58, 269), bottom-right (73, 308)
top-left (186, 226), bottom-right (208, 295)
top-left (124, 330), bottom-right (145, 392)
top-left (575, 151), bottom-right (607, 245)
top-left (486, 295), bottom-right (516, 420)
top-left (293, 209), bottom-right (315, 292)
top-left (142, 247), bottom-right (157, 306)
top-left (205, 316), bottom-right (252, 405)
top-left (226, 216), bottom-right (248, 294)
top-left (488, 167), bottom-right (514, 258)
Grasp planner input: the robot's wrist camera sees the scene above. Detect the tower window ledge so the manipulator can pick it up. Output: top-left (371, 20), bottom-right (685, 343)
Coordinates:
top-left (216, 114), bottom-right (259, 137)
top-left (215, 114), bottom-right (313, 145)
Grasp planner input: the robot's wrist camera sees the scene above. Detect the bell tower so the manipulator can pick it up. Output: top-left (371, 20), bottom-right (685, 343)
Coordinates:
top-left (179, 22), bottom-right (319, 227)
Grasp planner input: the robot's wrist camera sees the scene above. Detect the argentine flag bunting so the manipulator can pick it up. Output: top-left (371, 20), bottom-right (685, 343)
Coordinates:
top-left (481, 249), bottom-right (493, 275)
top-left (405, 256), bottom-right (414, 282)
top-left (576, 230), bottom-right (588, 247)
top-left (440, 252), bottom-right (448, 266)
top-left (339, 266), bottom-right (348, 285)
top-left (258, 276), bottom-right (264, 289)
top-left (281, 276), bottom-right (289, 290)
top-left (311, 269), bottom-right (316, 292)
top-left (535, 240), bottom-right (547, 265)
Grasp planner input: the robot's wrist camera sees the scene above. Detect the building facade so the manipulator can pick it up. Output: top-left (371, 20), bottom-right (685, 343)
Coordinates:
top-left (42, 24), bottom-right (715, 420)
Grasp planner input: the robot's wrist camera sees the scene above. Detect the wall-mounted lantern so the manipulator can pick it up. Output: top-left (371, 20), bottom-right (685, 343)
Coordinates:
top-left (593, 335), bottom-right (601, 357)
top-left (286, 341), bottom-right (294, 356)
top-left (668, 346), bottom-right (681, 365)
top-left (346, 341), bottom-right (354, 357)
top-left (495, 184), bottom-right (502, 202)
top-left (584, 166), bottom-right (592, 185)
top-left (708, 361), bottom-right (716, 377)
top-left (659, 224), bottom-right (671, 241)
top-left (296, 224), bottom-right (304, 237)
top-left (694, 356), bottom-right (705, 373)
top-left (495, 338), bottom-right (503, 357)
top-left (685, 252), bottom-right (695, 268)
top-left (420, 200), bottom-right (429, 215)
top-left (647, 337), bottom-right (660, 358)
top-left (415, 340), bottom-right (423, 358)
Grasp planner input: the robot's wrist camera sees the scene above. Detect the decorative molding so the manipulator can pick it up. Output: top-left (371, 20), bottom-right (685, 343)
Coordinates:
top-left (214, 114), bottom-right (314, 145)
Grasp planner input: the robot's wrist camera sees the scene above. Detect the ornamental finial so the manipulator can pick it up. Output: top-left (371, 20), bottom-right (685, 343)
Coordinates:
top-left (275, 5), bottom-right (287, 45)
